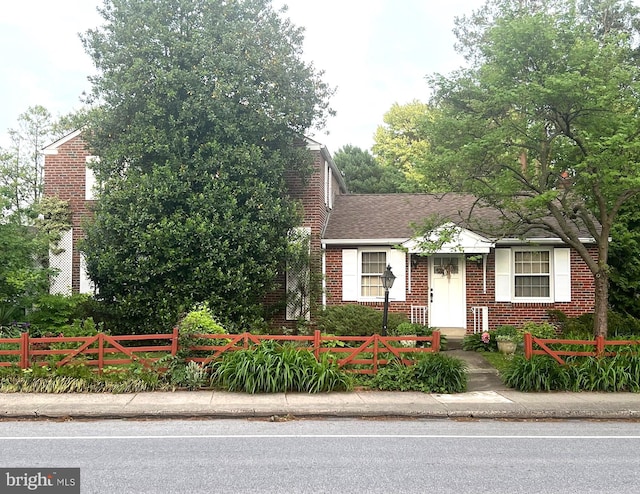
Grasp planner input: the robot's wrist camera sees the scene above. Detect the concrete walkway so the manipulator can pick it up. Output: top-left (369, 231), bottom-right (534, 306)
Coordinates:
top-left (2, 346), bottom-right (640, 420)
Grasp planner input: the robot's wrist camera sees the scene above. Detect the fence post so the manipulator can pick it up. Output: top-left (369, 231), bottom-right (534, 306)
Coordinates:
top-left (98, 333), bottom-right (104, 374)
top-left (432, 331), bottom-right (440, 353)
top-left (314, 330), bottom-right (321, 360)
top-left (596, 335), bottom-right (605, 357)
top-left (171, 327), bottom-right (179, 357)
top-left (20, 332), bottom-right (29, 369)
top-left (524, 332), bottom-right (532, 360)
top-left (373, 334), bottom-right (378, 374)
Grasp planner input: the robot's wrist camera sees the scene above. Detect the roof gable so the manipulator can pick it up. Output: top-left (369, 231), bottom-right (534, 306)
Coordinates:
top-left (402, 223), bottom-right (494, 254)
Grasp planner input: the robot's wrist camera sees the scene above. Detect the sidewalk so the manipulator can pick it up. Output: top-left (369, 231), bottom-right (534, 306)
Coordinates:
top-left (1, 348), bottom-right (640, 420)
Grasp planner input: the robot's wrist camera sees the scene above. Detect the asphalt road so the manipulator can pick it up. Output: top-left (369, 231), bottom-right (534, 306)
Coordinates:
top-left (0, 419), bottom-right (638, 493)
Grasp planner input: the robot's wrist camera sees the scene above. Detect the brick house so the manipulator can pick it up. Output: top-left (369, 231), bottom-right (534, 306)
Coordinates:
top-left (322, 194), bottom-right (596, 332)
top-left (42, 131), bottom-right (347, 326)
top-left (43, 130), bottom-right (596, 332)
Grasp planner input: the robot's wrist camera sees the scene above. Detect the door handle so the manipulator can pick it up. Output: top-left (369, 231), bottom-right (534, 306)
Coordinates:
top-left (430, 288), bottom-right (433, 303)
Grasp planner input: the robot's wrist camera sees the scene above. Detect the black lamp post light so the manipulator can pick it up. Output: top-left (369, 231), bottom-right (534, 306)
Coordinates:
top-left (381, 264), bottom-right (396, 336)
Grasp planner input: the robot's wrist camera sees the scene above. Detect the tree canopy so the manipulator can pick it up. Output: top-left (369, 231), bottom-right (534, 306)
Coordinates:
top-left (79, 0), bottom-right (334, 332)
top-left (426, 0), bottom-right (640, 336)
top-left (333, 145), bottom-right (405, 194)
top-left (372, 101), bottom-right (436, 192)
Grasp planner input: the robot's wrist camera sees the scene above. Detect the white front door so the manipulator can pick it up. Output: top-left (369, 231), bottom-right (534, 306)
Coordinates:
top-left (429, 255), bottom-right (466, 328)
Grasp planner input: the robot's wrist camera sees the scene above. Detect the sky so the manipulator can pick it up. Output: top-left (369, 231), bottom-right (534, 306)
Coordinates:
top-left (0, 0), bottom-right (486, 154)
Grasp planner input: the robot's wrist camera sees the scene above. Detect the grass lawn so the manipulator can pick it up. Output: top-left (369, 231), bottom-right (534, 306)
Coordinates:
top-left (481, 351), bottom-right (519, 375)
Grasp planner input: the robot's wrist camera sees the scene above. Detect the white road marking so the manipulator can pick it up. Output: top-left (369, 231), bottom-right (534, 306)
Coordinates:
top-left (0, 434), bottom-right (638, 440)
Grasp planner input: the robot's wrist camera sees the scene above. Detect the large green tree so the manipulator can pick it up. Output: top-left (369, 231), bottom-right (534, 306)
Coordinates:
top-left (80, 0), bottom-right (333, 332)
top-left (333, 145), bottom-right (405, 193)
top-left (373, 100), bottom-right (437, 192)
top-left (427, 0), bottom-right (640, 337)
top-left (0, 106), bottom-right (56, 223)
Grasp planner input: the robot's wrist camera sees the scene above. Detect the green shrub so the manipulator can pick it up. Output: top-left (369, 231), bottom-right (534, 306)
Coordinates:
top-left (316, 304), bottom-right (407, 336)
top-left (177, 303), bottom-right (228, 355)
top-left (368, 353), bottom-right (467, 393)
top-left (520, 321), bottom-right (557, 339)
top-left (26, 294), bottom-right (92, 336)
top-left (494, 325), bottom-right (519, 339)
top-left (210, 341), bottom-right (352, 393)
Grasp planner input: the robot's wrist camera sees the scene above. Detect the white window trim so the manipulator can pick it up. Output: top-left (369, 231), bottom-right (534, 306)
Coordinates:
top-left (511, 247), bottom-right (553, 303)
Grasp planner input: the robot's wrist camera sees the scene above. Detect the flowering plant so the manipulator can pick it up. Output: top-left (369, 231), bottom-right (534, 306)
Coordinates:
top-left (481, 331), bottom-right (490, 344)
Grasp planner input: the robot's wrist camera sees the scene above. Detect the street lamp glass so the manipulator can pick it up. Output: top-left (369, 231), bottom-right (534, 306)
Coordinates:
top-left (381, 265), bottom-right (396, 290)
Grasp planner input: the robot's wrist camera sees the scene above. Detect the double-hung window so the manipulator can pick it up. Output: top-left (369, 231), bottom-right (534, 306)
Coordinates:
top-left (361, 251), bottom-right (386, 298)
top-left (514, 250), bottom-right (550, 298)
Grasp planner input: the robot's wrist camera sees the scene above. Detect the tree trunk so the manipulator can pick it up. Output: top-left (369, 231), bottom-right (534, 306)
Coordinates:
top-left (593, 269), bottom-right (609, 338)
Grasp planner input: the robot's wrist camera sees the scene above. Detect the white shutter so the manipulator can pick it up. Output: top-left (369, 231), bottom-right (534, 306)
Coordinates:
top-left (79, 253), bottom-right (96, 294)
top-left (85, 156), bottom-right (99, 200)
top-left (553, 248), bottom-right (571, 302)
top-left (388, 249), bottom-right (406, 302)
top-left (494, 248), bottom-right (512, 302)
top-left (342, 249), bottom-right (358, 301)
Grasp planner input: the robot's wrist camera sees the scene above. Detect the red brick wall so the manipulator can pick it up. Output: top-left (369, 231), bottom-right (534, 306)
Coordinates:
top-left (324, 246), bottom-right (596, 332)
top-left (267, 149), bottom-right (333, 329)
top-left (44, 134), bottom-right (93, 293)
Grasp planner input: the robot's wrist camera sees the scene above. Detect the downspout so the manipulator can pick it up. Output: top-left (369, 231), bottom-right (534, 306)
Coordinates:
top-left (322, 247), bottom-right (327, 308)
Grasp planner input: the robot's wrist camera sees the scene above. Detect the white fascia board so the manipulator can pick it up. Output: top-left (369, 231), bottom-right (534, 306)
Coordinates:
top-left (42, 128), bottom-right (83, 155)
top-left (305, 137), bottom-right (348, 193)
top-left (322, 238), bottom-right (408, 248)
top-left (495, 237), bottom-right (597, 245)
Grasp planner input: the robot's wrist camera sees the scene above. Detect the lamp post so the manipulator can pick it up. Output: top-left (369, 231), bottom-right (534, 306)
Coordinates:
top-left (381, 265), bottom-right (396, 336)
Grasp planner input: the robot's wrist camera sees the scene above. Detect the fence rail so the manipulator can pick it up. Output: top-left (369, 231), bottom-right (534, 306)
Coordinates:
top-left (0, 330), bottom-right (440, 375)
top-left (524, 333), bottom-right (640, 365)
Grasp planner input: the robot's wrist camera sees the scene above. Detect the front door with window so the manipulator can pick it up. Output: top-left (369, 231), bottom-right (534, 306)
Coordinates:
top-left (429, 255), bottom-right (466, 328)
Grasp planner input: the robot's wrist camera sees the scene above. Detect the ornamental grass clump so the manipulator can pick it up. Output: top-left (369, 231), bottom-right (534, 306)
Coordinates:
top-left (210, 341), bottom-right (352, 393)
top-left (368, 353), bottom-right (467, 393)
top-left (502, 354), bottom-right (640, 392)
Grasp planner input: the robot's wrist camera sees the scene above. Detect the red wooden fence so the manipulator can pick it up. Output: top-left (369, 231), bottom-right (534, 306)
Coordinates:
top-left (0, 330), bottom-right (440, 375)
top-left (524, 333), bottom-right (640, 365)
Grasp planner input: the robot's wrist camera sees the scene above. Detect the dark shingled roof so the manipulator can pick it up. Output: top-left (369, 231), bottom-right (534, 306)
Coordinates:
top-left (323, 193), bottom-right (594, 241)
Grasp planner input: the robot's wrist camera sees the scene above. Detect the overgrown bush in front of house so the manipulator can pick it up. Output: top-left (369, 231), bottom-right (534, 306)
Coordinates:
top-left (210, 341), bottom-right (353, 393)
top-left (25, 293), bottom-right (94, 336)
top-left (365, 353), bottom-right (467, 393)
top-left (316, 304), bottom-right (407, 336)
top-left (502, 354), bottom-right (640, 392)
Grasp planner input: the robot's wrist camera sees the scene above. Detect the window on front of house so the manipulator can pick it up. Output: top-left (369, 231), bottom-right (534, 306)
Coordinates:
top-left (361, 251), bottom-right (386, 297)
top-left (514, 250), bottom-right (550, 298)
